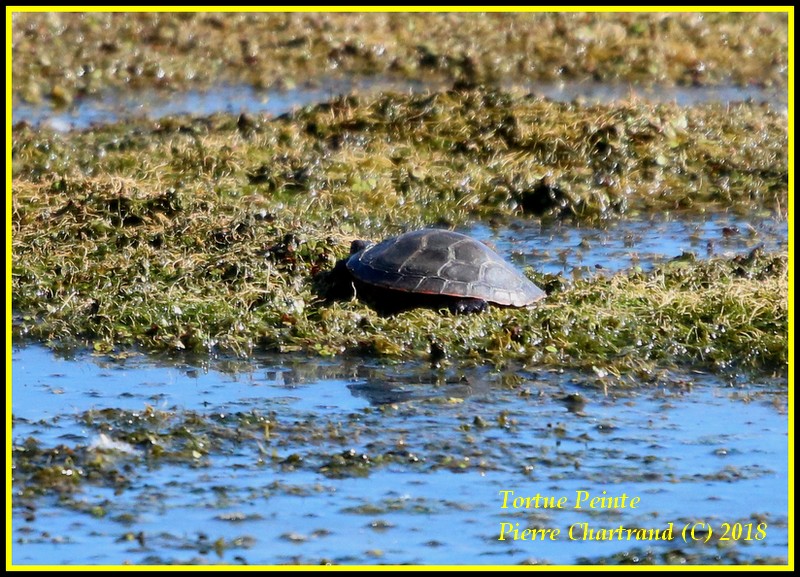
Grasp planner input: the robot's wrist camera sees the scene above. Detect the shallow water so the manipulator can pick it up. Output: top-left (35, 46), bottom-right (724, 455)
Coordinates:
top-left (467, 213), bottom-right (787, 277)
top-left (12, 78), bottom-right (787, 132)
top-left (11, 344), bottom-right (788, 566)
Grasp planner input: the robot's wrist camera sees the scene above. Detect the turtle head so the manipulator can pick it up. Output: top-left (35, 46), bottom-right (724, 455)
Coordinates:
top-left (350, 239), bottom-right (373, 255)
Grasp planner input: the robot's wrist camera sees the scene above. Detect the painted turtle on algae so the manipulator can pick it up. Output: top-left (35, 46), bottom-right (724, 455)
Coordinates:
top-left (327, 229), bottom-right (546, 314)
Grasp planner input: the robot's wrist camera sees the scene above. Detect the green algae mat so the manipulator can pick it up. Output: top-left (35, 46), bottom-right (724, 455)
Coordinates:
top-left (11, 88), bottom-right (788, 376)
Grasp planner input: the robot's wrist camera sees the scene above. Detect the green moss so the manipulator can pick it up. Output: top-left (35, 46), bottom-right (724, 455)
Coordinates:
top-left (11, 12), bottom-right (788, 105)
top-left (11, 88), bottom-right (787, 374)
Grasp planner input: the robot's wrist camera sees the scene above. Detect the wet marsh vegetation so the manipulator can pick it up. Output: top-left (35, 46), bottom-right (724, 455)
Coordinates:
top-left (12, 12), bottom-right (788, 105)
top-left (11, 10), bottom-right (789, 567)
top-left (12, 89), bottom-right (788, 375)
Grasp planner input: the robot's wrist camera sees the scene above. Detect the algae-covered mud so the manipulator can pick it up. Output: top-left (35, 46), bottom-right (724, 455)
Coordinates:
top-left (10, 9), bottom-right (790, 568)
top-left (11, 89), bottom-right (788, 373)
top-left (11, 12), bottom-right (788, 106)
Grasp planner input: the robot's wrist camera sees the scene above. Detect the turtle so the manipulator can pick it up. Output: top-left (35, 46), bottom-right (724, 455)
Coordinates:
top-left (327, 229), bottom-right (546, 314)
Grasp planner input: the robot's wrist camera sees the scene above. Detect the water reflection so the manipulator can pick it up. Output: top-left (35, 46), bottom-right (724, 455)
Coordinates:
top-left (11, 343), bottom-right (788, 565)
top-left (466, 213), bottom-right (787, 276)
top-left (11, 343), bottom-right (789, 565)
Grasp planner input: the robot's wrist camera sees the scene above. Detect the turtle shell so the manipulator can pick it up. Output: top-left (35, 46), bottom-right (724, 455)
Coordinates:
top-left (346, 229), bottom-right (545, 307)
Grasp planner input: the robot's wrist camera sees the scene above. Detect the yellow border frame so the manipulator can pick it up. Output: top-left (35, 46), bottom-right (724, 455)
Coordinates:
top-left (6, 6), bottom-right (794, 571)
